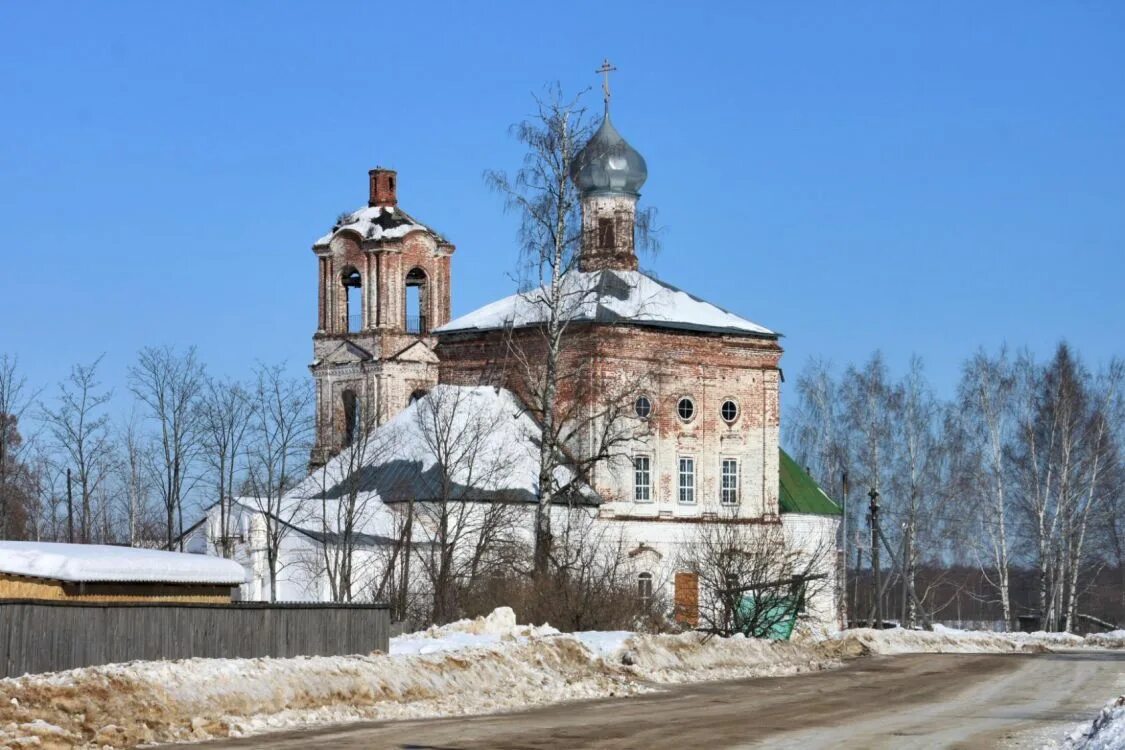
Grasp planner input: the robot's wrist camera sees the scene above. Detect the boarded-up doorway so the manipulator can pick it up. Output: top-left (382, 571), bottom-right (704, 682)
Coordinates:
top-left (674, 572), bottom-right (699, 627)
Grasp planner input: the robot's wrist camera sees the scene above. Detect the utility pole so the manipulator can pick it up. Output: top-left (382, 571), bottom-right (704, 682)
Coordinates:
top-left (841, 471), bottom-right (849, 628)
top-left (869, 486), bottom-right (881, 629)
top-left (66, 467), bottom-right (74, 543)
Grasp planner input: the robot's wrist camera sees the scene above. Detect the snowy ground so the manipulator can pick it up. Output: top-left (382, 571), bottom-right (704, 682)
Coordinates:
top-left (0, 611), bottom-right (1120, 748)
top-left (1058, 631), bottom-right (1125, 750)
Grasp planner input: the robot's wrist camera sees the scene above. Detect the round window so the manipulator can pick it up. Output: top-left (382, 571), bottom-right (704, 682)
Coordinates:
top-left (721, 399), bottom-right (739, 423)
top-left (677, 397), bottom-right (695, 421)
top-left (634, 395), bottom-right (652, 419)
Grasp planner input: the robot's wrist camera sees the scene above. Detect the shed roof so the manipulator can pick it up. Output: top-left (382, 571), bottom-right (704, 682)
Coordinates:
top-left (779, 450), bottom-right (842, 516)
top-left (0, 541), bottom-right (246, 585)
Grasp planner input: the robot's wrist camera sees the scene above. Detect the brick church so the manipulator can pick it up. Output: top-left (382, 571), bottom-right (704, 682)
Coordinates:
top-left (295, 95), bottom-right (843, 626)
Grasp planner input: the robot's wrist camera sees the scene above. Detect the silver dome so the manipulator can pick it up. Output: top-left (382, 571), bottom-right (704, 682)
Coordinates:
top-left (570, 113), bottom-right (648, 197)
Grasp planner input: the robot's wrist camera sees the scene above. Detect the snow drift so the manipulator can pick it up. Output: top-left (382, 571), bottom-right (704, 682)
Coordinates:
top-left (1065, 695), bottom-right (1125, 750)
top-left (0, 609), bottom-right (1119, 748)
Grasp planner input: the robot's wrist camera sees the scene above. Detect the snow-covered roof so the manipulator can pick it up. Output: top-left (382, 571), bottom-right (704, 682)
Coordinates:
top-left (313, 205), bottom-right (444, 248)
top-left (0, 541), bottom-right (246, 585)
top-left (435, 269), bottom-right (776, 337)
top-left (288, 385), bottom-right (596, 509)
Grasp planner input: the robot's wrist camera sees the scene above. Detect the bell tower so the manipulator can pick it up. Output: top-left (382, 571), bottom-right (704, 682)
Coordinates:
top-left (309, 167), bottom-right (454, 468)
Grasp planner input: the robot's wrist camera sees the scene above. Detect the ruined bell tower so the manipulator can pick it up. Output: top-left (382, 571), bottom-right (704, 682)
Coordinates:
top-left (308, 167), bottom-right (454, 468)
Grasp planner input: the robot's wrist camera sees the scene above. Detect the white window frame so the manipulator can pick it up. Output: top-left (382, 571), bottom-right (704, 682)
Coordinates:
top-left (676, 396), bottom-right (696, 422)
top-left (678, 456), bottom-right (696, 504)
top-left (721, 457), bottom-right (739, 505)
top-left (638, 572), bottom-right (654, 605)
top-left (720, 398), bottom-right (739, 424)
top-left (633, 454), bottom-right (652, 503)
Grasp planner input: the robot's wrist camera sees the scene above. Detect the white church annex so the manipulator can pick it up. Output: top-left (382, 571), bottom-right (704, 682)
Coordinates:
top-left (187, 84), bottom-right (843, 631)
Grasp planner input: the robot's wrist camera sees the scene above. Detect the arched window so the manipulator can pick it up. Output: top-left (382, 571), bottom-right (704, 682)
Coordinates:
top-left (405, 267), bottom-right (427, 334)
top-left (342, 389), bottom-right (359, 446)
top-left (408, 389), bottom-right (428, 405)
top-left (342, 267), bottom-right (363, 332)
top-left (638, 572), bottom-right (653, 606)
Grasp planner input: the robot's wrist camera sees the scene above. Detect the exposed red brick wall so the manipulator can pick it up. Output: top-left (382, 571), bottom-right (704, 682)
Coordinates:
top-left (674, 572), bottom-right (699, 626)
top-left (368, 167), bottom-right (397, 207)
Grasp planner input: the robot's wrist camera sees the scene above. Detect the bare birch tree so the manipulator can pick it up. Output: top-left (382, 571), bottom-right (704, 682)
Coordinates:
top-left (839, 351), bottom-right (896, 621)
top-left (956, 347), bottom-right (1018, 627)
top-left (243, 363), bottom-right (313, 601)
top-left (197, 377), bottom-right (253, 558)
top-left (115, 411), bottom-right (156, 546)
top-left (42, 357), bottom-right (113, 543)
top-left (486, 86), bottom-right (657, 577)
top-left (411, 386), bottom-right (525, 623)
top-left (303, 397), bottom-right (390, 603)
top-left (128, 345), bottom-right (205, 549)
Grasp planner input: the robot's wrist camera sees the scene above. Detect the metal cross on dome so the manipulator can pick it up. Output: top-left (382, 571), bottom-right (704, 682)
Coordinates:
top-left (596, 58), bottom-right (617, 110)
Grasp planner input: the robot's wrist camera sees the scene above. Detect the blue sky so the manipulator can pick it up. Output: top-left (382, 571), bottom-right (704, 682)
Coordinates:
top-left (1, 1), bottom-right (1122, 417)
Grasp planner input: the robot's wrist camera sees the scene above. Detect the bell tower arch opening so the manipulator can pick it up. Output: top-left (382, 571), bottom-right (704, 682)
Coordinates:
top-left (405, 267), bottom-right (427, 335)
top-left (342, 267), bottom-right (363, 333)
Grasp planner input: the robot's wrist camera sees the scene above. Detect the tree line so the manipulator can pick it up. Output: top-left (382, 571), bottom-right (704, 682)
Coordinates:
top-left (787, 343), bottom-right (1124, 631)
top-left (0, 349), bottom-right (312, 551)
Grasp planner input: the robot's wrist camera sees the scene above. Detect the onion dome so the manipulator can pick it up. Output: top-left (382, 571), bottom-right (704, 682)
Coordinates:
top-left (570, 113), bottom-right (648, 198)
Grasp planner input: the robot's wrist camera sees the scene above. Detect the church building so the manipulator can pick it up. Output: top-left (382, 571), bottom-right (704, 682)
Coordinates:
top-left (191, 82), bottom-right (842, 629)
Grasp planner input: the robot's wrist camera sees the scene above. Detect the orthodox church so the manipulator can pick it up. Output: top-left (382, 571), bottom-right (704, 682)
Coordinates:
top-left (192, 85), bottom-right (842, 627)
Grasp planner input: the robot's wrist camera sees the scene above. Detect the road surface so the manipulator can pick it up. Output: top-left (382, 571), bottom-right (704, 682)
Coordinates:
top-left (199, 651), bottom-right (1125, 749)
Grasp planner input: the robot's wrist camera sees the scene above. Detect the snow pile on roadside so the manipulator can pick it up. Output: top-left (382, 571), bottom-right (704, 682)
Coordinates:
top-left (0, 608), bottom-right (842, 748)
top-left (1064, 695), bottom-right (1125, 750)
top-left (1084, 630), bottom-right (1125, 649)
top-left (834, 625), bottom-right (1043, 655)
top-left (390, 606), bottom-right (560, 656)
top-left (0, 635), bottom-right (638, 748)
top-left (620, 631), bottom-right (836, 683)
top-left (0, 609), bottom-right (1116, 748)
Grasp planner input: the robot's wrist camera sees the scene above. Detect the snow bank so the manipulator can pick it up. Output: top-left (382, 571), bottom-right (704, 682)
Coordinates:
top-left (829, 625), bottom-right (1117, 656)
top-left (0, 609), bottom-right (839, 747)
top-left (1084, 630), bottom-right (1125, 649)
top-left (390, 607), bottom-right (560, 656)
top-left (1064, 696), bottom-right (1125, 750)
top-left (0, 609), bottom-right (1119, 748)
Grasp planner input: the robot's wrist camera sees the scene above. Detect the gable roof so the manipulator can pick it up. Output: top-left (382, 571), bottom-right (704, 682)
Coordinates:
top-left (778, 449), bottom-right (842, 516)
top-left (287, 385), bottom-right (598, 508)
top-left (435, 269), bottom-right (777, 338)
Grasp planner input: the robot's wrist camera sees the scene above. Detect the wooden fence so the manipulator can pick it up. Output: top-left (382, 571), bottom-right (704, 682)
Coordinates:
top-left (0, 599), bottom-right (390, 677)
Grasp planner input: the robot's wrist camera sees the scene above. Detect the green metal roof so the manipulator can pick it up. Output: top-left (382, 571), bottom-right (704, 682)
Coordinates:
top-left (779, 449), bottom-right (842, 516)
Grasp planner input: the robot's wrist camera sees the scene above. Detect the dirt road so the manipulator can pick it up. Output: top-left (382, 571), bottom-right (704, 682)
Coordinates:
top-left (200, 651), bottom-right (1125, 749)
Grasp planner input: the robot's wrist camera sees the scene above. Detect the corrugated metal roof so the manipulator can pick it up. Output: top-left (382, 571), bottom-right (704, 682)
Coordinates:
top-left (779, 449), bottom-right (842, 516)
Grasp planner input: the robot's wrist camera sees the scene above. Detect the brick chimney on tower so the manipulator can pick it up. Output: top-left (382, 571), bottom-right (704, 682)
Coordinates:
top-left (368, 167), bottom-right (398, 208)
